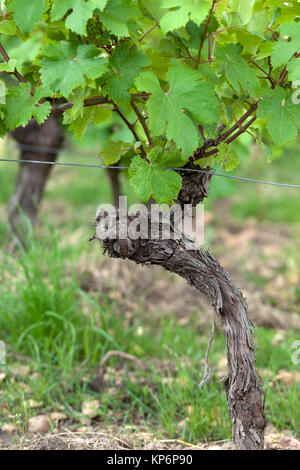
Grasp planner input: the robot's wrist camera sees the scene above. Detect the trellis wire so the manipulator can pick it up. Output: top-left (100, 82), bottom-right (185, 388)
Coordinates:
top-left (1, 157), bottom-right (300, 189)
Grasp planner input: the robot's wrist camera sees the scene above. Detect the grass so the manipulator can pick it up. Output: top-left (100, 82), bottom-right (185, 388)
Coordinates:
top-left (0, 225), bottom-right (299, 441)
top-left (0, 138), bottom-right (300, 444)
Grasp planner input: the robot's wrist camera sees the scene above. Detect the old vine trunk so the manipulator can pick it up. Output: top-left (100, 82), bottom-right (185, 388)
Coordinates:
top-left (94, 168), bottom-right (266, 450)
top-left (8, 116), bottom-right (63, 241)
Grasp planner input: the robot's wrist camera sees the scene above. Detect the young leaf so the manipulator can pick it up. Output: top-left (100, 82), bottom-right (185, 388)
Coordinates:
top-left (0, 59), bottom-right (17, 72)
top-left (215, 0), bottom-right (230, 19)
top-left (216, 142), bottom-right (239, 171)
top-left (194, 155), bottom-right (215, 168)
top-left (238, 0), bottom-right (254, 25)
top-left (129, 148), bottom-right (182, 204)
top-left (160, 0), bottom-right (211, 33)
top-left (257, 135), bottom-right (274, 163)
top-left (0, 20), bottom-right (17, 35)
top-left (40, 42), bottom-right (107, 97)
top-left (101, 141), bottom-right (126, 165)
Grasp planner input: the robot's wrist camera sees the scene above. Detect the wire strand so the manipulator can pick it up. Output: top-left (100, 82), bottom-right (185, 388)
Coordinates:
top-left (1, 158), bottom-right (300, 189)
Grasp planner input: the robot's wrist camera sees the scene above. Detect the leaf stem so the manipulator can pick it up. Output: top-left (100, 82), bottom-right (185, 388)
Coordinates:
top-left (0, 42), bottom-right (26, 83)
top-left (112, 101), bottom-right (147, 157)
top-left (129, 24), bottom-right (159, 50)
top-left (195, 0), bottom-right (218, 69)
top-left (250, 60), bottom-right (276, 87)
top-left (130, 99), bottom-right (153, 147)
top-left (267, 28), bottom-right (279, 41)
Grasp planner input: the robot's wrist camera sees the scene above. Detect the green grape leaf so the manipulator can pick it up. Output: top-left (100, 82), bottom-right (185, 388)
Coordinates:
top-left (101, 140), bottom-right (128, 165)
top-left (101, 0), bottom-right (140, 37)
top-left (11, 0), bottom-right (47, 34)
top-left (232, 29), bottom-right (263, 56)
top-left (40, 42), bottom-right (107, 97)
top-left (194, 155), bottom-right (215, 168)
top-left (257, 135), bottom-right (274, 163)
top-left (247, 11), bottom-right (271, 34)
top-left (0, 59), bottom-right (17, 72)
top-left (216, 44), bottom-right (260, 98)
top-left (5, 83), bottom-right (51, 130)
top-left (50, 0), bottom-right (108, 35)
top-left (68, 106), bottom-right (111, 140)
top-left (216, 142), bottom-right (239, 171)
top-left (0, 119), bottom-right (9, 138)
top-left (141, 0), bottom-right (167, 22)
top-left (101, 43), bottom-right (149, 102)
top-left (275, 4), bottom-right (300, 24)
top-left (286, 58), bottom-right (300, 82)
top-left (257, 87), bottom-right (300, 146)
top-left (271, 22), bottom-right (300, 68)
top-left (145, 48), bottom-right (171, 80)
top-left (158, 150), bottom-right (185, 168)
top-left (255, 41), bottom-right (274, 61)
top-left (238, 0), bottom-right (254, 25)
top-left (215, 0), bottom-right (230, 19)
top-left (160, 0), bottom-right (211, 33)
top-left (0, 20), bottom-right (17, 35)
top-left (129, 148), bottom-right (182, 204)
top-left (135, 64), bottom-right (220, 158)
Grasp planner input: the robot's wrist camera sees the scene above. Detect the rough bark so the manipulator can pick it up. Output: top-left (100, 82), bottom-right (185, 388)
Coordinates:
top-left (8, 116), bottom-right (63, 241)
top-left (93, 207), bottom-right (266, 450)
top-left (177, 164), bottom-right (213, 208)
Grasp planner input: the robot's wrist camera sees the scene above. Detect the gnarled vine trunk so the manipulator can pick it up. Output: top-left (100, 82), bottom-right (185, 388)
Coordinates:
top-left (8, 116), bottom-right (63, 242)
top-left (93, 167), bottom-right (266, 450)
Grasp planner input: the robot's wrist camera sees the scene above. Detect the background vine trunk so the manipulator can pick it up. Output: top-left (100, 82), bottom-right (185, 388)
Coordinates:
top-left (8, 116), bottom-right (63, 242)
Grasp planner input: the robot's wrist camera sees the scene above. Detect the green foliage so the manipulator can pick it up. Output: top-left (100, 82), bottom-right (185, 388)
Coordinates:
top-left (129, 147), bottom-right (182, 204)
top-left (101, 43), bottom-right (149, 102)
top-left (257, 87), bottom-right (300, 146)
top-left (271, 22), bottom-right (300, 69)
top-left (100, 0), bottom-right (140, 37)
top-left (135, 65), bottom-right (219, 157)
top-left (215, 44), bottom-right (261, 99)
top-left (160, 0), bottom-right (211, 33)
top-left (101, 140), bottom-right (129, 165)
top-left (10, 0), bottom-right (47, 34)
top-left (0, 58), bottom-right (16, 72)
top-left (40, 42), bottom-right (107, 97)
top-left (216, 142), bottom-right (239, 171)
top-left (5, 83), bottom-right (51, 129)
top-left (50, 0), bottom-right (108, 35)
top-left (1, 0), bottom-right (300, 204)
top-left (67, 105), bottom-right (111, 139)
